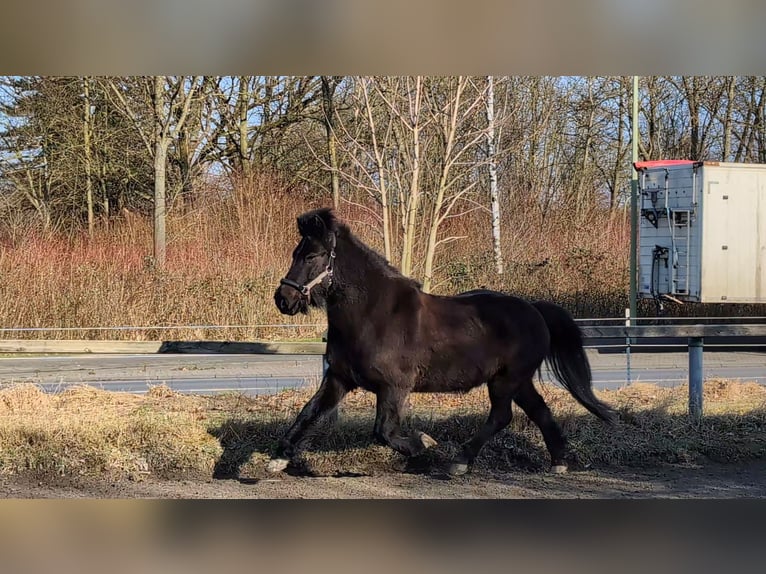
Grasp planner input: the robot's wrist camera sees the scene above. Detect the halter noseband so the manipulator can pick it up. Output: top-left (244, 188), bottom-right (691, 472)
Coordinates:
top-left (280, 235), bottom-right (337, 303)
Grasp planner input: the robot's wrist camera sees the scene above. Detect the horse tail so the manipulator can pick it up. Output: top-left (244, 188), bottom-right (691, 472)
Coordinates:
top-left (532, 301), bottom-right (618, 425)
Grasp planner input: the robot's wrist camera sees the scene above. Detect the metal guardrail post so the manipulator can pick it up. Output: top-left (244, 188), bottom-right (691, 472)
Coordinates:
top-left (321, 330), bottom-right (329, 381)
top-left (625, 308), bottom-right (632, 386)
top-left (688, 336), bottom-right (704, 419)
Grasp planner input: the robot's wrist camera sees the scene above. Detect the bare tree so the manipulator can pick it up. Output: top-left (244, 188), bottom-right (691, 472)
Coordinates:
top-left (204, 77), bottom-right (323, 184)
top-left (330, 77), bottom-right (499, 288)
top-left (82, 77), bottom-right (94, 236)
top-left (486, 76), bottom-right (503, 275)
top-left (722, 76), bottom-right (737, 161)
top-left (732, 77), bottom-right (765, 162)
top-left (321, 76), bottom-right (342, 208)
top-left (355, 76), bottom-right (394, 261)
top-left (422, 77), bottom-right (489, 292)
top-left (331, 76), bottom-right (429, 271)
top-left (107, 76), bottom-right (203, 268)
top-left (396, 76), bottom-right (426, 278)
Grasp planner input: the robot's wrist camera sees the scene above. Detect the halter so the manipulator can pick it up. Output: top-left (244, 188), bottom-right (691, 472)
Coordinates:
top-left (279, 234), bottom-right (336, 303)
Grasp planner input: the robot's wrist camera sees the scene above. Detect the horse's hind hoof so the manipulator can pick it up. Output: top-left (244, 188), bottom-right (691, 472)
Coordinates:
top-left (550, 464), bottom-right (568, 474)
top-left (266, 458), bottom-right (290, 473)
top-left (447, 462), bottom-right (469, 476)
top-left (417, 432), bottom-right (438, 449)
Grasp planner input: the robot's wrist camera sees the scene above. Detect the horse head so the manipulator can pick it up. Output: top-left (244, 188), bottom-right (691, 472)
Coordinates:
top-left (274, 208), bottom-right (338, 315)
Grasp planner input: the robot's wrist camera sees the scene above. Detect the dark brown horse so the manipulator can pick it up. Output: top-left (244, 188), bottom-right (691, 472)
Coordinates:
top-left (271, 208), bottom-right (617, 475)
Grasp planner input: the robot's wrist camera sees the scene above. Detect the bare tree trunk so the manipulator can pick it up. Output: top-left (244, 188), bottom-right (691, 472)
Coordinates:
top-left (237, 76), bottom-right (251, 179)
top-left (486, 76), bottom-right (503, 275)
top-left (573, 78), bottom-right (596, 218)
top-left (153, 76), bottom-right (168, 267)
top-left (737, 77), bottom-right (762, 162)
top-left (400, 77), bottom-right (423, 278)
top-left (321, 76), bottom-right (341, 209)
top-left (722, 76), bottom-right (736, 161)
top-left (359, 78), bottom-right (392, 261)
top-left (153, 140), bottom-right (168, 266)
top-left (100, 161), bottom-right (109, 224)
top-left (423, 78), bottom-right (464, 292)
top-left (683, 77), bottom-right (702, 160)
top-left (735, 78), bottom-right (754, 162)
top-left (82, 77), bottom-right (95, 237)
top-left (610, 77), bottom-right (626, 208)
top-left (640, 76), bottom-right (660, 160)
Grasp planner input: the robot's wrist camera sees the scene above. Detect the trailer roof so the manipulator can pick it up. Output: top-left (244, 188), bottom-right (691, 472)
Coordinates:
top-left (634, 160), bottom-right (701, 170)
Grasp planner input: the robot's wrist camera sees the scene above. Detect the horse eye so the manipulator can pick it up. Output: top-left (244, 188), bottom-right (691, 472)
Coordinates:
top-left (305, 251), bottom-right (327, 261)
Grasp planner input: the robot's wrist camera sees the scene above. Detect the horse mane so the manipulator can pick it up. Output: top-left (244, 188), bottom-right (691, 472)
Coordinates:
top-left (296, 208), bottom-right (422, 290)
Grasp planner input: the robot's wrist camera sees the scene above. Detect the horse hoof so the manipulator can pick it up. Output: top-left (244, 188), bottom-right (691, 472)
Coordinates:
top-left (266, 458), bottom-right (290, 473)
top-left (447, 462), bottom-right (469, 476)
top-left (550, 464), bottom-right (568, 474)
top-left (417, 432), bottom-right (438, 449)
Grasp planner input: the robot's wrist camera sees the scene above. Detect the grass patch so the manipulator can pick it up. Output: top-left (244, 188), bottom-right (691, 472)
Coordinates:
top-left (0, 380), bottom-right (764, 482)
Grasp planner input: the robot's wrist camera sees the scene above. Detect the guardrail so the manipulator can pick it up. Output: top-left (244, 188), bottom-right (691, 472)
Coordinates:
top-left (2, 323), bottom-right (765, 419)
top-left (578, 325), bottom-right (766, 419)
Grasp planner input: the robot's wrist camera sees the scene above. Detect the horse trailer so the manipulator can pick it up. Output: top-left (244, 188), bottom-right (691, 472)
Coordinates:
top-left (636, 160), bottom-right (766, 304)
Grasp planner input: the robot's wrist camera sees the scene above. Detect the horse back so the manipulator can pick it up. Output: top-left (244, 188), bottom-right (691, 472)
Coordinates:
top-left (326, 286), bottom-right (550, 393)
top-left (412, 289), bottom-right (550, 390)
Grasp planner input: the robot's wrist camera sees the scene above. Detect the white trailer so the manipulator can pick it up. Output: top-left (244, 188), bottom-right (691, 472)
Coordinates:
top-left (636, 160), bottom-right (766, 304)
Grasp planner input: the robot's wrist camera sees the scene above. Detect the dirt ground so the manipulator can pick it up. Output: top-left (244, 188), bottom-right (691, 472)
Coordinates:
top-left (3, 460), bottom-right (766, 499)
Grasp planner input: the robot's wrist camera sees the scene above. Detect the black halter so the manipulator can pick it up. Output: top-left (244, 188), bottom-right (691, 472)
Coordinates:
top-left (280, 234), bottom-right (337, 302)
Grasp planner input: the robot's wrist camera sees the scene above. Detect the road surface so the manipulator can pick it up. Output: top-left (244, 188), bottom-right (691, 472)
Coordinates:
top-left (0, 350), bottom-right (763, 395)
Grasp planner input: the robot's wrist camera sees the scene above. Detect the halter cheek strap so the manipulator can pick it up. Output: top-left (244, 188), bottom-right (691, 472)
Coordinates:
top-left (280, 240), bottom-right (337, 303)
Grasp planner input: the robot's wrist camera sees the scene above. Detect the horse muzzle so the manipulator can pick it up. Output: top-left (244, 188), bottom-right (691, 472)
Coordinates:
top-left (274, 284), bottom-right (307, 315)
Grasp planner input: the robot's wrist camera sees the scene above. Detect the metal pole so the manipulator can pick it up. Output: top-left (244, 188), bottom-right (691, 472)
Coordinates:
top-left (629, 76), bottom-right (639, 321)
top-left (688, 336), bottom-right (704, 419)
top-left (322, 329), bottom-right (329, 380)
top-left (627, 76), bottom-right (640, 387)
top-left (625, 307), bottom-right (632, 386)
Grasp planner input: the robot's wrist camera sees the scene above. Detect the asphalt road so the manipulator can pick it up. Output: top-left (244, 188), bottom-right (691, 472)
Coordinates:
top-left (0, 350), bottom-right (763, 395)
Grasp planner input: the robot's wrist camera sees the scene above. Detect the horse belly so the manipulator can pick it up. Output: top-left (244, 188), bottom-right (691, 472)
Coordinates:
top-left (413, 361), bottom-right (490, 393)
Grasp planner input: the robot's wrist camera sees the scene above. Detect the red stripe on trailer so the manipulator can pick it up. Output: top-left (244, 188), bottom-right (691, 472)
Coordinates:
top-left (634, 160), bottom-right (699, 170)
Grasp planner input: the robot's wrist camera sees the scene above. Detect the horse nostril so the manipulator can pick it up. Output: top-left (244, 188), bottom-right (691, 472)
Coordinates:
top-left (275, 292), bottom-right (291, 313)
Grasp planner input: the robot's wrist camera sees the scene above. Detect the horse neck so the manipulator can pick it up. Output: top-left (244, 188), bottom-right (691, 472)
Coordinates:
top-left (327, 233), bottom-right (400, 321)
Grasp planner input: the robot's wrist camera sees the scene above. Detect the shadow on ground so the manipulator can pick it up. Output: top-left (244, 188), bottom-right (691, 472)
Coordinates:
top-left (207, 411), bottom-right (555, 481)
top-left (207, 398), bottom-right (766, 486)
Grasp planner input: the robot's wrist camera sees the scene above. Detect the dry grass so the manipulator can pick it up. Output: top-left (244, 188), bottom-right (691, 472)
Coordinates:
top-left (0, 380), bottom-right (764, 481)
top-left (0, 384), bottom-right (219, 480)
top-left (0, 173), bottom-right (325, 342)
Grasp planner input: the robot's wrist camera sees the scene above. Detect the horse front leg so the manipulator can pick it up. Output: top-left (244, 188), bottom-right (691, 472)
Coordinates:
top-left (266, 370), bottom-right (348, 473)
top-left (373, 386), bottom-right (437, 457)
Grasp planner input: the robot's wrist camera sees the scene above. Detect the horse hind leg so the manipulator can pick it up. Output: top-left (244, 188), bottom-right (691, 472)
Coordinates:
top-left (448, 376), bottom-right (518, 476)
top-left (513, 382), bottom-right (573, 474)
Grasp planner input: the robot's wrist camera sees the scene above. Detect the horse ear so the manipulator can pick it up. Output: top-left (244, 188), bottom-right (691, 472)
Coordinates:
top-left (297, 208), bottom-right (335, 238)
top-left (312, 213), bottom-right (327, 235)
